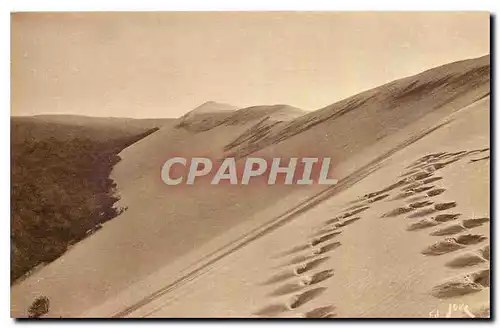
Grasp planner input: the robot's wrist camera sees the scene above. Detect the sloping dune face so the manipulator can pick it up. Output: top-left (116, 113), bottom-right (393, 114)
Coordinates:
top-left (226, 55), bottom-right (490, 159)
top-left (10, 56), bottom-right (489, 318)
top-left (135, 96), bottom-right (490, 318)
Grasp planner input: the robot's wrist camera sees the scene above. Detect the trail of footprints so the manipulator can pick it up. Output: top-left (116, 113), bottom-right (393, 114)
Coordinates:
top-left (390, 149), bottom-right (491, 311)
top-left (253, 148), bottom-right (489, 318)
top-left (254, 193), bottom-right (373, 317)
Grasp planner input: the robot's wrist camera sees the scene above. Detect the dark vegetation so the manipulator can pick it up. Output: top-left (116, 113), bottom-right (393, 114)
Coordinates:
top-left (28, 295), bottom-right (50, 318)
top-left (11, 116), bottom-right (164, 283)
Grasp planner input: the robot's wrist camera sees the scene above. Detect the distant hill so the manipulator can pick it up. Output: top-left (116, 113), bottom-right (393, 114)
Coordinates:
top-left (11, 115), bottom-right (172, 145)
top-left (175, 101), bottom-right (305, 133)
top-left (175, 101), bottom-right (240, 132)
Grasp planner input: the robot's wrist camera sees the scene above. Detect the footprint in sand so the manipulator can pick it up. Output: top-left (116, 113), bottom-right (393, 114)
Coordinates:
top-left (364, 178), bottom-right (413, 199)
top-left (290, 287), bottom-right (328, 309)
top-left (408, 200), bottom-right (434, 209)
top-left (448, 150), bottom-right (468, 157)
top-left (433, 213), bottom-right (461, 223)
top-left (295, 257), bottom-right (331, 275)
top-left (329, 207), bottom-right (369, 225)
top-left (429, 216), bottom-right (488, 236)
top-left (324, 213), bottom-right (364, 230)
top-left (421, 176), bottom-right (443, 185)
top-left (407, 218), bottom-right (439, 231)
top-left (427, 162), bottom-right (455, 171)
top-left (367, 194), bottom-right (390, 203)
top-left (310, 232), bottom-right (342, 247)
top-left (253, 303), bottom-right (290, 317)
top-left (469, 155), bottom-right (490, 163)
top-left (334, 217), bottom-right (361, 228)
top-left (392, 185), bottom-right (437, 201)
top-left (343, 202), bottom-right (370, 213)
top-left (307, 269), bottom-right (335, 285)
top-left (313, 242), bottom-right (342, 255)
top-left (422, 233), bottom-right (487, 256)
top-left (408, 213), bottom-right (462, 232)
top-left (419, 149), bottom-right (483, 171)
top-left (381, 206), bottom-right (414, 218)
top-left (422, 239), bottom-right (464, 255)
top-left (432, 268), bottom-right (490, 299)
top-left (407, 208), bottom-right (437, 219)
top-left (270, 269), bottom-right (336, 296)
top-left (429, 150), bottom-right (477, 169)
top-left (470, 268), bottom-right (490, 287)
top-left (284, 254), bottom-right (317, 266)
top-left (446, 251), bottom-right (487, 268)
top-left (455, 234), bottom-right (488, 246)
top-left (427, 216), bottom-right (488, 236)
top-left (412, 185), bottom-right (435, 193)
top-left (343, 206), bottom-right (370, 217)
top-left (268, 256), bottom-right (331, 282)
top-left (406, 202), bottom-right (456, 219)
top-left (276, 228), bottom-right (345, 261)
top-left (412, 172), bottom-right (434, 181)
top-left (462, 217), bottom-right (490, 229)
top-left (468, 147), bottom-right (490, 155)
top-left (406, 195), bottom-right (431, 203)
top-left (303, 305), bottom-right (336, 318)
top-left (383, 198), bottom-right (446, 218)
top-left (324, 217), bottom-right (342, 226)
top-left (407, 152), bottom-right (448, 169)
top-left (280, 250), bottom-right (322, 268)
top-left (430, 223), bottom-right (465, 236)
top-left (479, 245), bottom-right (490, 261)
top-left (400, 169), bottom-right (421, 178)
top-left (427, 188), bottom-right (446, 197)
top-left (254, 287), bottom-right (327, 317)
top-left (277, 239), bottom-right (342, 268)
top-left (401, 182), bottom-right (426, 192)
top-left (399, 171), bottom-right (435, 185)
top-left (434, 202), bottom-right (457, 211)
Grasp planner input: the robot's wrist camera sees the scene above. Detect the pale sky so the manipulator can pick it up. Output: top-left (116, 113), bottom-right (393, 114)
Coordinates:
top-left (11, 12), bottom-right (490, 118)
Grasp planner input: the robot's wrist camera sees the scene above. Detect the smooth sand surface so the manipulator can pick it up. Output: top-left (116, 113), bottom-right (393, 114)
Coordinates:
top-left (11, 56), bottom-right (489, 318)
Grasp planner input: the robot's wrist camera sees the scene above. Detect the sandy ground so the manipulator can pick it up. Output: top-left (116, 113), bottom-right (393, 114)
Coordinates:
top-left (98, 97), bottom-right (489, 319)
top-left (10, 57), bottom-right (490, 318)
top-left (106, 96), bottom-right (489, 318)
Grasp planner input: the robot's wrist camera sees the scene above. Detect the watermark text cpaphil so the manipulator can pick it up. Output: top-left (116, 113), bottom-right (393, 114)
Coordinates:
top-left (160, 157), bottom-right (338, 186)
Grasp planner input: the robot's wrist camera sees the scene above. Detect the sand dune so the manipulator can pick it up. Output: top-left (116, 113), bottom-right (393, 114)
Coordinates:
top-left (129, 96), bottom-right (488, 319)
top-left (10, 55), bottom-right (490, 318)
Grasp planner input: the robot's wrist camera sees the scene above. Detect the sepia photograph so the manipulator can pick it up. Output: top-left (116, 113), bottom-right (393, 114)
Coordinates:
top-left (10, 11), bottom-right (490, 319)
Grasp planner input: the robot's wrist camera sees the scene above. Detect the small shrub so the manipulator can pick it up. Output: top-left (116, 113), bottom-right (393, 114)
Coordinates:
top-left (28, 295), bottom-right (50, 318)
